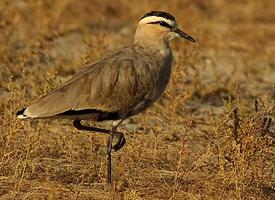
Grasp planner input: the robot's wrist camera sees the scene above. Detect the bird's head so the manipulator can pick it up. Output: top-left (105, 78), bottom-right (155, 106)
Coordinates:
top-left (135, 11), bottom-right (195, 44)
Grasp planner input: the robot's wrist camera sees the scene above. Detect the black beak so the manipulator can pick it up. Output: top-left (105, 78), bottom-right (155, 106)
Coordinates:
top-left (174, 28), bottom-right (196, 43)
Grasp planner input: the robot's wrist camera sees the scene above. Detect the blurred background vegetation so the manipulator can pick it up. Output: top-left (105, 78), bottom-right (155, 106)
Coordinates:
top-left (0, 0), bottom-right (274, 199)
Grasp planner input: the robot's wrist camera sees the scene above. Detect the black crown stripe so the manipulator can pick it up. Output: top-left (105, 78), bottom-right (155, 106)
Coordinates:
top-left (141, 11), bottom-right (175, 22)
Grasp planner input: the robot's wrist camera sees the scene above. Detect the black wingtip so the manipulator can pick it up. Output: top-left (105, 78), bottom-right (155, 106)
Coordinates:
top-left (16, 108), bottom-right (26, 116)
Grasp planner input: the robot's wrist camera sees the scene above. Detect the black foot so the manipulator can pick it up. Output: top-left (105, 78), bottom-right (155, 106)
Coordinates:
top-left (112, 133), bottom-right (126, 151)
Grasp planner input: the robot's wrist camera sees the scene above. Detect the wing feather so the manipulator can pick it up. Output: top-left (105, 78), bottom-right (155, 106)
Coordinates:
top-left (24, 48), bottom-right (152, 119)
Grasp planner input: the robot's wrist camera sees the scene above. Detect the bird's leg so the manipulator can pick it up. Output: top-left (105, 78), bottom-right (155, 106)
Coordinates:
top-left (73, 119), bottom-right (126, 151)
top-left (73, 119), bottom-right (125, 186)
top-left (106, 120), bottom-right (124, 186)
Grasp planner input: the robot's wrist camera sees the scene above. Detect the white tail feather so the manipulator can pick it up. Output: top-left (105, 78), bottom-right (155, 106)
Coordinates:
top-left (17, 114), bottom-right (30, 119)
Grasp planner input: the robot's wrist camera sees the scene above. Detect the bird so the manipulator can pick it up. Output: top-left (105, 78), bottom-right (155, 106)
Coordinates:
top-left (16, 10), bottom-right (196, 186)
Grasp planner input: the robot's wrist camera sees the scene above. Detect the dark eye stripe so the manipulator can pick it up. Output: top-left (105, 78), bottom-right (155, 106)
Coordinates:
top-left (147, 21), bottom-right (173, 29)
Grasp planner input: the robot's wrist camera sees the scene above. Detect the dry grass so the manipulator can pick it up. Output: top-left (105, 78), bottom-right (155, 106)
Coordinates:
top-left (0, 0), bottom-right (274, 199)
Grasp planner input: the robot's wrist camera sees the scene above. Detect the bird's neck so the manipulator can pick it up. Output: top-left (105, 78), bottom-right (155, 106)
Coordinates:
top-left (134, 29), bottom-right (171, 57)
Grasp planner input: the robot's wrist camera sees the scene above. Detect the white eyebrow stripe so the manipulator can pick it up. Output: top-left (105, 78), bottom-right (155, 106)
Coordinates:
top-left (139, 16), bottom-right (174, 26)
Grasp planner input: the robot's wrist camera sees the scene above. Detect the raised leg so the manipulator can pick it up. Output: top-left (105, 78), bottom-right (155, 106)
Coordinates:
top-left (73, 119), bottom-right (125, 187)
top-left (73, 119), bottom-right (126, 151)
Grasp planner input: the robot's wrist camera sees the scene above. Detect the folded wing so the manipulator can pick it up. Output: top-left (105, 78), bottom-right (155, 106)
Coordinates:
top-left (19, 48), bottom-right (153, 121)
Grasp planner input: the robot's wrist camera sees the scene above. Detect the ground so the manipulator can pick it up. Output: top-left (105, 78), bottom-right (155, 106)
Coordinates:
top-left (0, 0), bottom-right (274, 199)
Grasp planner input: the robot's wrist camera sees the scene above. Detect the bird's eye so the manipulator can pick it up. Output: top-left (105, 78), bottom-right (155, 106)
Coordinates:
top-left (147, 21), bottom-right (173, 29)
top-left (158, 21), bottom-right (172, 29)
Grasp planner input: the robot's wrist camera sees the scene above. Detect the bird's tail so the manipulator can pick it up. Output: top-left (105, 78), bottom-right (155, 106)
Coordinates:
top-left (16, 108), bottom-right (30, 119)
